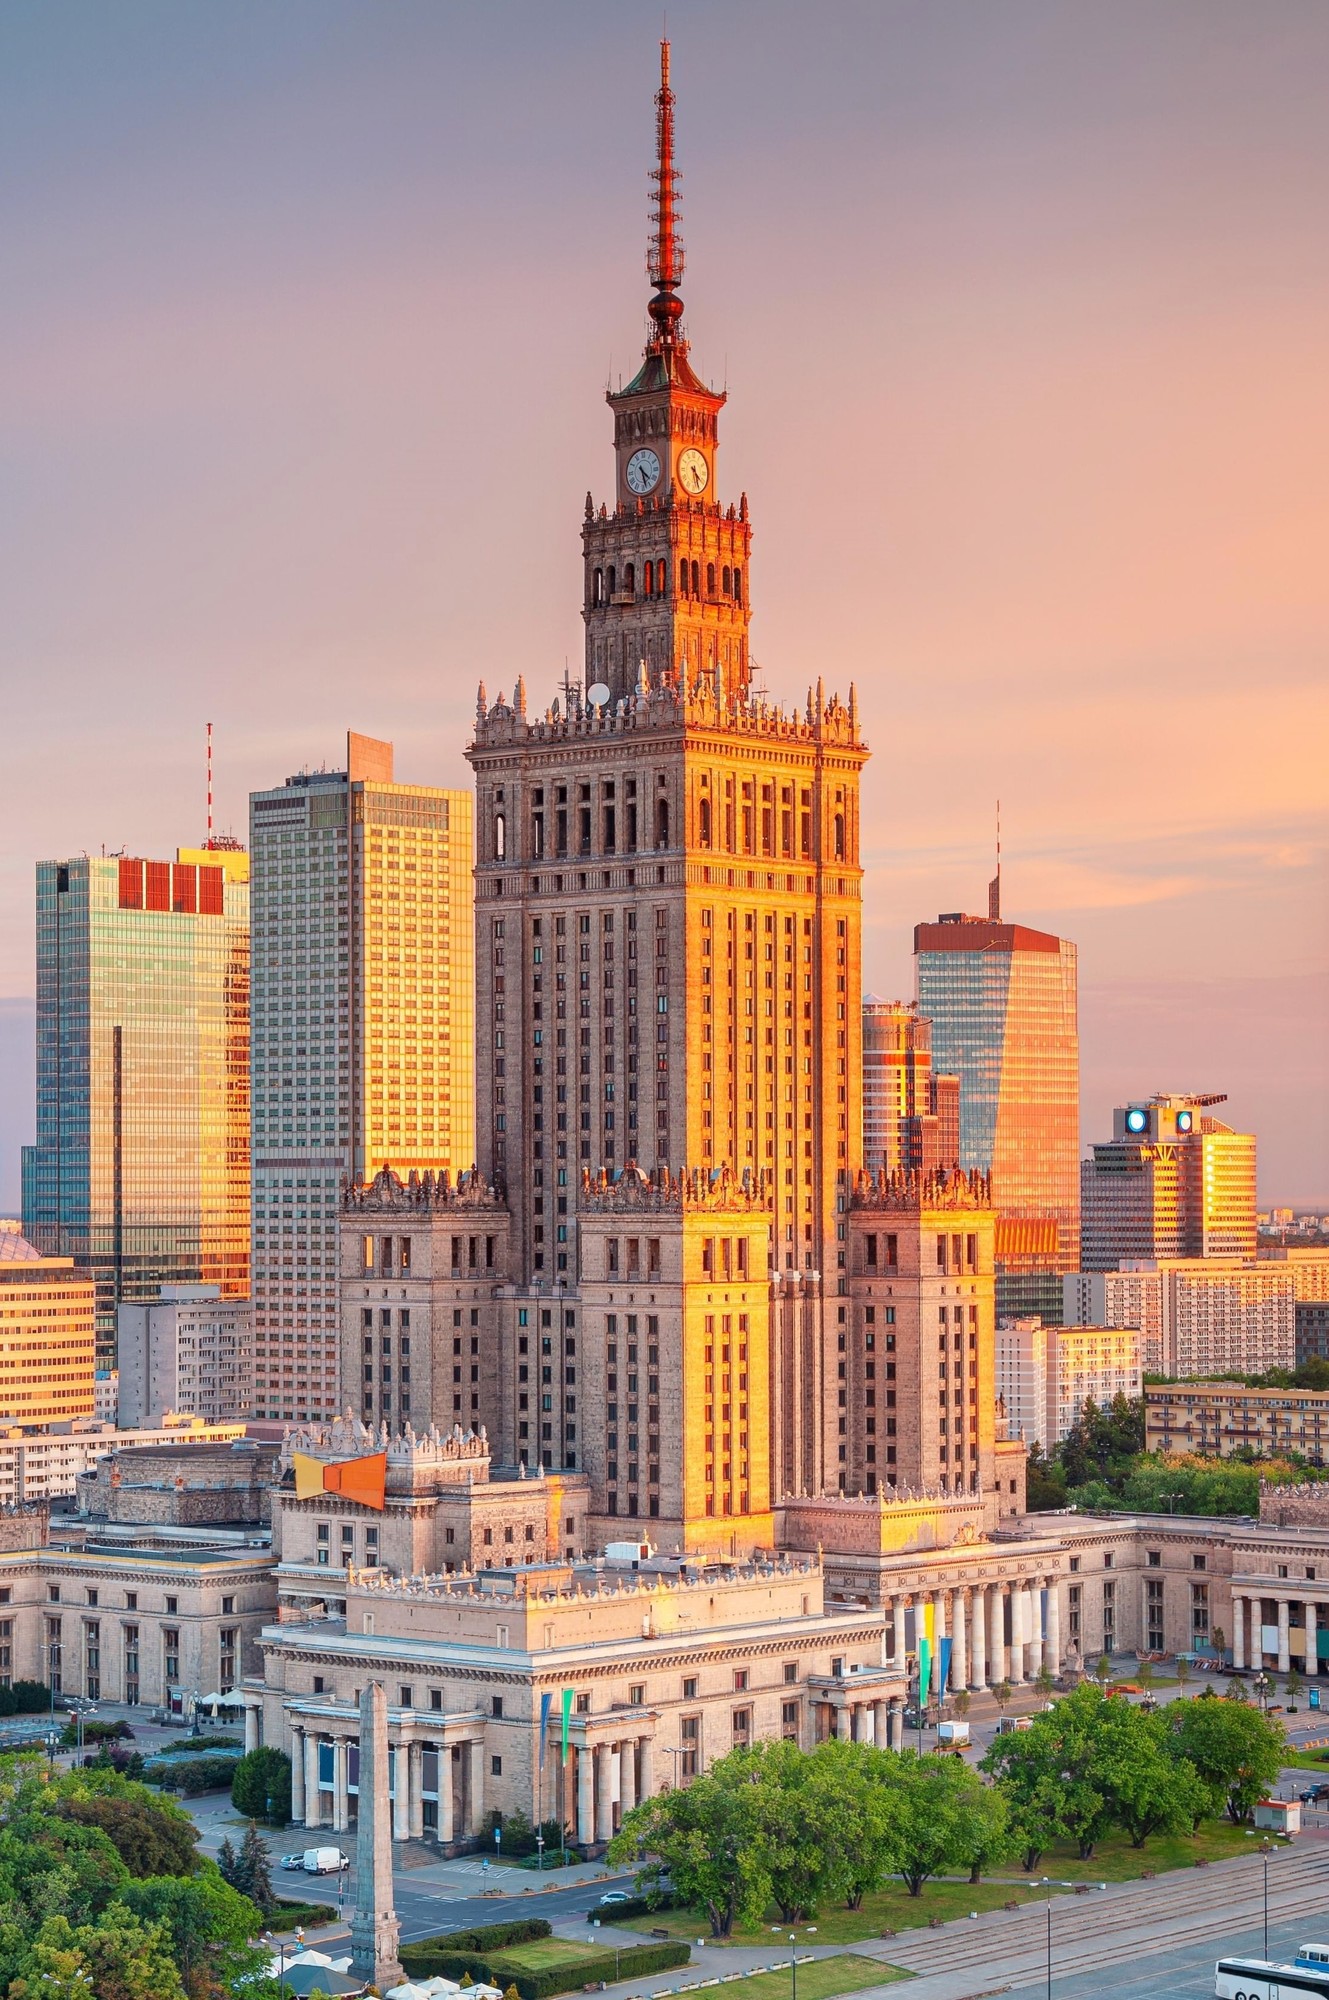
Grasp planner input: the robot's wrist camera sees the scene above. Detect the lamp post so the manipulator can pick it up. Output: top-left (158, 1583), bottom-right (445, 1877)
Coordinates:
top-left (262, 1932), bottom-right (287, 1992)
top-left (789, 1932), bottom-right (797, 2000)
top-left (1260, 1840), bottom-right (1273, 1959)
top-left (1160, 1493), bottom-right (1184, 1517)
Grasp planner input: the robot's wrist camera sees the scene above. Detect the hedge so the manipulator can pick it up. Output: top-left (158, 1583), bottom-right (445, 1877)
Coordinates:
top-left (582, 1894), bottom-right (678, 1923)
top-left (0, 1683), bottom-right (52, 1717)
top-left (269, 1901), bottom-right (335, 1932)
top-left (405, 1920), bottom-right (551, 1958)
top-left (399, 1939), bottom-right (690, 2000)
top-left (493, 1942), bottom-right (691, 1999)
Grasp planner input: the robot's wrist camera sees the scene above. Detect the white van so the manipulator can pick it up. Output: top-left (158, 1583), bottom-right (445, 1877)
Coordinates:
top-left (303, 1848), bottom-right (349, 1874)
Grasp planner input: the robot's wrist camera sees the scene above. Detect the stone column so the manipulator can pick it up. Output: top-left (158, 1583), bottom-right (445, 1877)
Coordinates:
top-left (304, 1733), bottom-right (321, 1827)
top-left (439, 1742), bottom-right (454, 1845)
top-left (576, 1743), bottom-right (594, 1846)
top-left (1046, 1581), bottom-right (1061, 1675)
top-left (409, 1742), bottom-right (424, 1840)
top-left (595, 1742), bottom-right (615, 1844)
top-left (349, 1684), bottom-right (404, 1993)
top-left (971, 1587), bottom-right (987, 1688)
top-left (952, 1591), bottom-right (968, 1691)
top-left (639, 1735), bottom-right (654, 1801)
top-left (291, 1727), bottom-right (306, 1822)
top-left (392, 1742), bottom-right (409, 1842)
top-left (620, 1737), bottom-right (637, 1814)
top-left (862, 1702), bottom-right (877, 1747)
top-left (1008, 1588), bottom-right (1025, 1685)
top-left (244, 1703), bottom-right (260, 1754)
top-left (892, 1599), bottom-right (907, 1670)
top-left (1279, 1599), bottom-right (1292, 1675)
top-left (1232, 1593), bottom-right (1245, 1671)
top-left (1027, 1585), bottom-right (1043, 1680)
top-left (1306, 1601), bottom-right (1318, 1679)
top-left (333, 1735), bottom-right (349, 1833)
top-left (987, 1587), bottom-right (1003, 1685)
top-left (835, 1702), bottom-right (851, 1740)
top-left (932, 1591), bottom-right (947, 1699)
top-left (468, 1738), bottom-right (485, 1835)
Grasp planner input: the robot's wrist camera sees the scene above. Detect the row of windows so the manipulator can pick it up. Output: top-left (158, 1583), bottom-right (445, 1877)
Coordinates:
top-left (589, 560), bottom-right (743, 606)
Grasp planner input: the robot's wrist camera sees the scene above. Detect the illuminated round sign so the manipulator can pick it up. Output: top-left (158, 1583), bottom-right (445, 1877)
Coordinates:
top-left (1175, 1110), bottom-right (1193, 1133)
top-left (1125, 1107), bottom-right (1148, 1134)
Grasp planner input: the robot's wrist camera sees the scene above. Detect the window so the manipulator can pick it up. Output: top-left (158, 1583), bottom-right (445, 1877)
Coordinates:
top-left (313, 1675), bottom-right (325, 1694)
top-left (1192, 1554), bottom-right (1207, 1572)
top-left (1191, 1581), bottom-right (1210, 1642)
top-left (430, 1688), bottom-right (443, 1712)
top-left (399, 1685), bottom-right (413, 1708)
top-left (783, 1661), bottom-right (798, 1685)
top-left (733, 1669), bottom-right (749, 1693)
top-left (219, 1627), bottom-right (237, 1693)
top-left (164, 1596), bottom-right (178, 1615)
top-left (222, 1595), bottom-right (235, 1615)
top-left (732, 1707), bottom-right (751, 1739)
top-left (680, 1714), bottom-right (700, 1779)
top-left (163, 1628), bottom-right (180, 1684)
top-left (491, 1756), bottom-right (503, 1777)
top-left (682, 1677), bottom-right (698, 1700)
top-left (1146, 1550), bottom-right (1161, 1569)
top-left (781, 1701), bottom-right (800, 1741)
top-left (492, 1695), bottom-right (504, 1718)
top-left (123, 1625), bottom-right (139, 1706)
top-left (1146, 1577), bottom-right (1165, 1652)
top-left (629, 1684), bottom-right (646, 1706)
top-left (125, 1592), bottom-right (137, 1611)
top-left (1068, 1583), bottom-right (1082, 1646)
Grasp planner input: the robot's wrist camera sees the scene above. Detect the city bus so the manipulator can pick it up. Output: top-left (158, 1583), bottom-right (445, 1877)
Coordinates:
top-left (1216, 1943), bottom-right (1329, 1999)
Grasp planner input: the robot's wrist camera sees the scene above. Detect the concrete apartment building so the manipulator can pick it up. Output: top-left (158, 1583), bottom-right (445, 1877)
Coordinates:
top-left (996, 1317), bottom-right (1143, 1448)
top-left (117, 1284), bottom-right (252, 1426)
top-left (0, 1416), bottom-right (245, 1507)
top-left (1146, 1380), bottom-right (1329, 1463)
top-left (861, 999), bottom-right (959, 1177)
top-left (1065, 1260), bottom-right (1295, 1379)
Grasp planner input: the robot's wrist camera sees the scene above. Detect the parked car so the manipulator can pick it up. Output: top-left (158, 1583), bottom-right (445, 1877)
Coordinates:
top-left (1300, 1783), bottom-right (1329, 1805)
top-left (279, 1854), bottom-right (307, 1871)
top-left (598, 1890), bottom-right (631, 1906)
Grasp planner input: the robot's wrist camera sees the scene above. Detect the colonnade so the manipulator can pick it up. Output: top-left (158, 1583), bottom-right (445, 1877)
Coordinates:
top-left (830, 1695), bottom-right (905, 1747)
top-left (1231, 1592), bottom-right (1327, 1677)
top-left (887, 1577), bottom-right (1062, 1692)
top-left (570, 1733), bottom-right (655, 1848)
top-left (289, 1723), bottom-right (485, 1842)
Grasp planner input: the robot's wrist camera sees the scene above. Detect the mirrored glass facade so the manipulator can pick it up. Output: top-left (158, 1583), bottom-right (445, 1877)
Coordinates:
top-left (21, 850), bottom-right (250, 1363)
top-left (915, 914), bottom-right (1079, 1319)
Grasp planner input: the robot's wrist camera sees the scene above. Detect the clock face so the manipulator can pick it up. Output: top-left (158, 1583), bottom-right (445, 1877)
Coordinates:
top-left (625, 448), bottom-right (661, 496)
top-left (677, 448), bottom-right (709, 494)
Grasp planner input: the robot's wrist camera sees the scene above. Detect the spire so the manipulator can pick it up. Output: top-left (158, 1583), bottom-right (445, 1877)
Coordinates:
top-left (646, 39), bottom-right (686, 349)
top-left (988, 799), bottom-right (1001, 919)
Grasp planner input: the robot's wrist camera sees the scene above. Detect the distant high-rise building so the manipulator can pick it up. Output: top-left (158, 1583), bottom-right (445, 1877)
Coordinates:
top-left (1081, 1093), bottom-right (1256, 1270)
top-left (915, 910), bottom-right (1079, 1321)
top-left (995, 1316), bottom-right (1142, 1449)
top-left (22, 848), bottom-right (250, 1362)
top-left (861, 999), bottom-right (961, 1176)
top-left (0, 1226), bottom-right (96, 1426)
top-left (248, 734), bottom-right (474, 1424)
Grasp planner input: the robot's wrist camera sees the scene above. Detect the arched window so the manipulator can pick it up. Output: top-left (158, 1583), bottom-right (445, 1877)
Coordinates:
top-left (607, 565), bottom-right (616, 597)
top-left (658, 559), bottom-right (668, 595)
top-left (642, 563), bottom-right (653, 599)
top-left (593, 567), bottom-right (604, 606)
top-left (657, 798), bottom-right (670, 848)
top-left (706, 562), bottom-right (716, 596)
top-left (732, 566), bottom-right (742, 607)
top-left (624, 562), bottom-right (635, 597)
top-left (722, 565), bottom-right (731, 596)
top-left (495, 813), bottom-right (507, 861)
top-left (692, 560), bottom-right (701, 596)
top-left (699, 797), bottom-right (712, 847)
top-left (834, 813), bottom-right (845, 860)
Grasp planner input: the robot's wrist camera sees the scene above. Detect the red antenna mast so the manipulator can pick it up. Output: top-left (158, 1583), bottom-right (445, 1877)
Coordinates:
top-left (646, 39), bottom-right (686, 348)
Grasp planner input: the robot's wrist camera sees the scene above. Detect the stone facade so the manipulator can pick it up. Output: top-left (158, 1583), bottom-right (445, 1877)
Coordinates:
top-left (1146, 1380), bottom-right (1329, 1461)
top-left (74, 1439), bottom-right (280, 1527)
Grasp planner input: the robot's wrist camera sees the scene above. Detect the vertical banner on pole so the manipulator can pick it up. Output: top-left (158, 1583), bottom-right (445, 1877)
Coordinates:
top-left (560, 1688), bottom-right (574, 1764)
top-left (539, 1692), bottom-right (552, 1767)
top-left (919, 1600), bottom-right (935, 1700)
top-left (939, 1637), bottom-right (953, 1690)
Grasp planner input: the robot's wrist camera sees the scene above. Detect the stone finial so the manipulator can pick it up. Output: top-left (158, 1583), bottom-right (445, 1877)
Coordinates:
top-left (475, 681), bottom-right (488, 726)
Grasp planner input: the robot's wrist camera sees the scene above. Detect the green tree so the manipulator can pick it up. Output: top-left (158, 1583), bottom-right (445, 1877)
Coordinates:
top-left (1093, 1700), bottom-right (1205, 1847)
top-left (609, 1764), bottom-right (768, 1937)
top-left (1168, 1697), bottom-right (1285, 1824)
top-left (1035, 1664), bottom-right (1055, 1699)
top-left (881, 1753), bottom-right (998, 1896)
top-left (1286, 1668), bottom-right (1305, 1708)
top-left (1025, 1443), bottom-right (1068, 1512)
top-left (983, 1685), bottom-right (1123, 1862)
top-left (55, 1784), bottom-right (198, 1878)
top-left (1174, 1656), bottom-right (1191, 1692)
top-left (992, 1681), bottom-right (1012, 1714)
top-left (239, 1822), bottom-right (275, 1915)
top-left (215, 1834), bottom-right (242, 1893)
top-left (952, 1689), bottom-right (972, 1720)
top-left (231, 1745), bottom-right (292, 1826)
top-left (122, 1866), bottom-right (267, 1995)
top-left (6, 1906), bottom-right (187, 2000)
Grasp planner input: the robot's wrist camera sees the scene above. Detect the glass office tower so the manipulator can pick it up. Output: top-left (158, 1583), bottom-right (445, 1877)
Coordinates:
top-left (22, 848), bottom-right (250, 1363)
top-left (915, 912), bottom-right (1079, 1320)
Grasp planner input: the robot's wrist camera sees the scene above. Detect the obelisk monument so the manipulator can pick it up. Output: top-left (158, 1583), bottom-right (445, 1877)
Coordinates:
top-left (348, 1682), bottom-right (404, 1991)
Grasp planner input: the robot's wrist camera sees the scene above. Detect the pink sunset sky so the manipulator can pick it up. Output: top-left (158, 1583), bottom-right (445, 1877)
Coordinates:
top-left (0, 0), bottom-right (1325, 1204)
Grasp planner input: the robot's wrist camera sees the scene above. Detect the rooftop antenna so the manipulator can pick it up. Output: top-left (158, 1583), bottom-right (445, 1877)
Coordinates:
top-left (645, 38), bottom-right (686, 351)
top-left (206, 721), bottom-right (214, 850)
top-left (987, 799), bottom-right (1001, 920)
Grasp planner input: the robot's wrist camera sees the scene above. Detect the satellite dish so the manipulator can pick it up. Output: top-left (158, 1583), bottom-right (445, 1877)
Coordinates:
top-left (588, 682), bottom-right (611, 707)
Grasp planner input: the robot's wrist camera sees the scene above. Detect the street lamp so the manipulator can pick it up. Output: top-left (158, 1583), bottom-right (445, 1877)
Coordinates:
top-left (535, 1829), bottom-right (545, 1872)
top-left (789, 1932), bottom-right (797, 2000)
top-left (44, 1729), bottom-right (59, 1774)
top-left (1260, 1840), bottom-right (1273, 1959)
top-left (262, 1932), bottom-right (288, 1992)
top-left (1160, 1493), bottom-right (1184, 1517)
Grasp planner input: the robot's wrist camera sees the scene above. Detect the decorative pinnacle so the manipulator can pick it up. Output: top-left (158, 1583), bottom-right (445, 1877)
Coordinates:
top-left (647, 38), bottom-right (685, 346)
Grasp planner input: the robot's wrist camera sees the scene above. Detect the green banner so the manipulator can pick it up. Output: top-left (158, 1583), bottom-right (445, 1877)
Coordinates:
top-left (918, 1638), bottom-right (932, 1699)
top-left (561, 1687), bottom-right (574, 1765)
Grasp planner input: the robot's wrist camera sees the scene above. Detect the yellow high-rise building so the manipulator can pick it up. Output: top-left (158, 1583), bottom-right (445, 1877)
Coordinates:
top-left (0, 1228), bottom-right (96, 1427)
top-left (250, 735), bottom-right (474, 1425)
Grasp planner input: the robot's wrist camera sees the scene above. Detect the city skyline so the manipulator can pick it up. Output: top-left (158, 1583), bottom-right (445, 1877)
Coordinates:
top-left (1, 1), bottom-right (1326, 1205)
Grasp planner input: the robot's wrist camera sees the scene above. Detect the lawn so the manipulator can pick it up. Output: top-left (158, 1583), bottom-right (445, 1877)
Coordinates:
top-left (499, 1939), bottom-right (617, 1971)
top-left (622, 1817), bottom-right (1259, 1947)
top-left (721, 1956), bottom-right (908, 2000)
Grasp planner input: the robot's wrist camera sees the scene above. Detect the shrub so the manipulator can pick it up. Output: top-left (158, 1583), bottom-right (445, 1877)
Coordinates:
top-left (147, 1753), bottom-right (242, 1796)
top-left (0, 1682), bottom-right (53, 1716)
top-left (398, 1952), bottom-right (495, 1984)
top-left (158, 1734), bottom-right (241, 1756)
top-left (576, 1894), bottom-right (677, 1922)
top-left (231, 1745), bottom-right (293, 1825)
top-left (491, 1942), bottom-right (691, 1999)
top-left (268, 1900), bottom-right (335, 1932)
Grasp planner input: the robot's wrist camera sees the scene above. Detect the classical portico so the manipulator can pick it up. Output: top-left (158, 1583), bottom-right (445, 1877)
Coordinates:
top-left (1230, 1579), bottom-right (1328, 1677)
top-left (286, 1698), bottom-right (489, 1842)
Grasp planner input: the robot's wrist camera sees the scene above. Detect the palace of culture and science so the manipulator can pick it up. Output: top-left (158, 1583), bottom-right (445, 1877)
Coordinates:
top-left (339, 44), bottom-right (1004, 1557)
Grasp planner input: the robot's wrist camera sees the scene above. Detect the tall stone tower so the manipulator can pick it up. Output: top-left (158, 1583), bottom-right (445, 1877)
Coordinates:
top-left (459, 41), bottom-right (867, 1551)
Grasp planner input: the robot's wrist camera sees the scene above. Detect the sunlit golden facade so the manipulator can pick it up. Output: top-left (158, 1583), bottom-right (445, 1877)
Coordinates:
top-left (0, 1232), bottom-right (96, 1427)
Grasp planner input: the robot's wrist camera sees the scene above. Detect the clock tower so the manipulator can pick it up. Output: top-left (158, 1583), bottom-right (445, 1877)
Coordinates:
top-left (583, 43), bottom-right (752, 705)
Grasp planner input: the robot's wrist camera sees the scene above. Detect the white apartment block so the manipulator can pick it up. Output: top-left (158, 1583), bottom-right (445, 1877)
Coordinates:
top-left (1066, 1261), bottom-right (1295, 1380)
top-left (0, 1418), bottom-right (245, 1507)
top-left (116, 1286), bottom-right (251, 1427)
top-left (996, 1317), bottom-right (1143, 1448)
